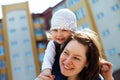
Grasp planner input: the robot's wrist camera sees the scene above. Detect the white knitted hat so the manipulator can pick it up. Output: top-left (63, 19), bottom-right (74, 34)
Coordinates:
top-left (50, 8), bottom-right (77, 32)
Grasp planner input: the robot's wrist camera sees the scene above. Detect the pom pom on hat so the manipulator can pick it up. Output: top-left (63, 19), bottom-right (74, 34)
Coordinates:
top-left (50, 8), bottom-right (77, 32)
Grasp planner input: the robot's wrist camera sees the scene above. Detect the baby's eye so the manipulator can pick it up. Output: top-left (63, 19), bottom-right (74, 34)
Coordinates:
top-left (52, 29), bottom-right (58, 32)
top-left (62, 29), bottom-right (67, 31)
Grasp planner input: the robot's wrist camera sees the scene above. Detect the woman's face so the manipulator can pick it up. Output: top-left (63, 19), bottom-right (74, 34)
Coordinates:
top-left (60, 40), bottom-right (88, 78)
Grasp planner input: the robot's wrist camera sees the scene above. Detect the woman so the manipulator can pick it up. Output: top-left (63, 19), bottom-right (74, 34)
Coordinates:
top-left (59, 29), bottom-right (113, 80)
top-left (36, 29), bottom-right (114, 80)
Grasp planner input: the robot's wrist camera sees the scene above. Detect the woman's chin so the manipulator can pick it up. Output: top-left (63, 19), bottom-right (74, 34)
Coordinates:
top-left (61, 71), bottom-right (68, 76)
top-left (60, 67), bottom-right (70, 76)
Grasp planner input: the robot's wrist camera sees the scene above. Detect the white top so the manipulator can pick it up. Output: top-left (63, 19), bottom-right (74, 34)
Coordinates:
top-left (41, 40), bottom-right (56, 70)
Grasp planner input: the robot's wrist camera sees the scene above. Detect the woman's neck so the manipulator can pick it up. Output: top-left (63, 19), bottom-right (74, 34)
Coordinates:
top-left (67, 75), bottom-right (79, 80)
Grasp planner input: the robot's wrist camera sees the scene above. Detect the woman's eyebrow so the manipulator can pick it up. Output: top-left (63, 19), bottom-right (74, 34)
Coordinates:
top-left (65, 48), bottom-right (82, 57)
top-left (74, 54), bottom-right (82, 58)
top-left (64, 48), bottom-right (69, 52)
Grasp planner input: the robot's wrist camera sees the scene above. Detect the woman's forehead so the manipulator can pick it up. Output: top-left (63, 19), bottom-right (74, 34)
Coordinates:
top-left (65, 40), bottom-right (88, 55)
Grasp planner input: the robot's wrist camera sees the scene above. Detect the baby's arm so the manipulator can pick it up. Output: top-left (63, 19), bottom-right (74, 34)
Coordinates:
top-left (41, 40), bottom-right (56, 76)
top-left (100, 59), bottom-right (114, 80)
top-left (42, 40), bottom-right (56, 70)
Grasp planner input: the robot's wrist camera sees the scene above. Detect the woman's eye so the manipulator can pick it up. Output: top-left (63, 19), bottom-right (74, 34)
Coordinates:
top-left (74, 57), bottom-right (80, 61)
top-left (63, 51), bottom-right (68, 55)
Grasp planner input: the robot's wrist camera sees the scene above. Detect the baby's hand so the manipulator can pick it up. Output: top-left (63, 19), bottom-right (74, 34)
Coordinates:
top-left (37, 74), bottom-right (54, 80)
top-left (40, 68), bottom-right (52, 77)
top-left (36, 69), bottom-right (55, 80)
top-left (40, 68), bottom-right (51, 76)
top-left (100, 59), bottom-right (112, 72)
top-left (100, 59), bottom-right (114, 80)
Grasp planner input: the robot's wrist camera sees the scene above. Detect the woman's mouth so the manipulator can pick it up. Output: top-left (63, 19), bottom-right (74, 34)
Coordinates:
top-left (63, 64), bottom-right (73, 70)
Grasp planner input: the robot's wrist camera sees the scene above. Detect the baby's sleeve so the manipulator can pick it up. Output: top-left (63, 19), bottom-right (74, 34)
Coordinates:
top-left (41, 40), bottom-right (56, 70)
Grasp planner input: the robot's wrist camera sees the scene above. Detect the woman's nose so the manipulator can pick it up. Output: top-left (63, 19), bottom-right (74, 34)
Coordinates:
top-left (64, 57), bottom-right (73, 65)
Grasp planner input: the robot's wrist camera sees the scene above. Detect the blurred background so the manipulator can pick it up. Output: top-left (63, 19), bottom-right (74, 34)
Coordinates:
top-left (0, 0), bottom-right (120, 80)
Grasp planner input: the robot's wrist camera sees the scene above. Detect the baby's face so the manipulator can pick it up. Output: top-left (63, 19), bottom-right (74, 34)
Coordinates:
top-left (51, 29), bottom-right (72, 44)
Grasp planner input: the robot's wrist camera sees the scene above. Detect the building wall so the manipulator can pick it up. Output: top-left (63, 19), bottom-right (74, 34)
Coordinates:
top-left (2, 2), bottom-right (39, 80)
top-left (0, 19), bottom-right (7, 80)
top-left (88, 0), bottom-right (120, 72)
